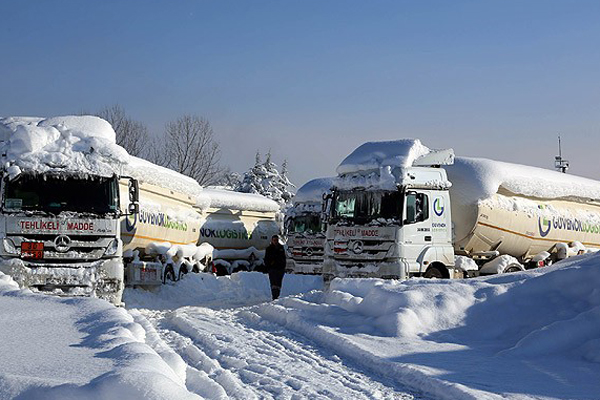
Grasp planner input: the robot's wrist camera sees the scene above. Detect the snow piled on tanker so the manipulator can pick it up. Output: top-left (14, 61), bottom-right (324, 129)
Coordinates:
top-left (202, 188), bottom-right (279, 213)
top-left (0, 116), bottom-right (128, 177)
top-left (448, 156), bottom-right (600, 204)
top-left (335, 138), bottom-right (600, 203)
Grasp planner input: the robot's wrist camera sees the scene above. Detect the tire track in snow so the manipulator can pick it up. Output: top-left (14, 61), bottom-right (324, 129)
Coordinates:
top-left (136, 306), bottom-right (417, 399)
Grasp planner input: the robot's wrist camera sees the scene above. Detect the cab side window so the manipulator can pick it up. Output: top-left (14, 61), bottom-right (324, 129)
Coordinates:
top-left (405, 192), bottom-right (429, 224)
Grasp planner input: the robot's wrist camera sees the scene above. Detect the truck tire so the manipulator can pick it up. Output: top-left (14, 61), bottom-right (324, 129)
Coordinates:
top-left (424, 264), bottom-right (449, 279)
top-left (178, 266), bottom-right (188, 280)
top-left (163, 265), bottom-right (176, 283)
top-left (504, 264), bottom-right (523, 273)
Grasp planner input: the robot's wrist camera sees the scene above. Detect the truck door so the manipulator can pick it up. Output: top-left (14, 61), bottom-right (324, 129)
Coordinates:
top-left (401, 191), bottom-right (432, 271)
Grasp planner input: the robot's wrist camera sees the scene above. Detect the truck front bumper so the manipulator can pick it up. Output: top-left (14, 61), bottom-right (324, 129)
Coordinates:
top-left (0, 257), bottom-right (124, 306)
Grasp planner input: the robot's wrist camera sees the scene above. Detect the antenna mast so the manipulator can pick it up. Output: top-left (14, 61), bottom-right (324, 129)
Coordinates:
top-left (554, 134), bottom-right (569, 173)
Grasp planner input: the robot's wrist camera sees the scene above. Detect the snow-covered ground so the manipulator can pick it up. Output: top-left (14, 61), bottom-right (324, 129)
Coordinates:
top-left (2, 255), bottom-right (600, 399)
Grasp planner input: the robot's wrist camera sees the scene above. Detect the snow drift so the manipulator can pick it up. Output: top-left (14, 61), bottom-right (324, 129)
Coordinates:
top-left (0, 271), bottom-right (200, 400)
top-left (253, 253), bottom-right (600, 399)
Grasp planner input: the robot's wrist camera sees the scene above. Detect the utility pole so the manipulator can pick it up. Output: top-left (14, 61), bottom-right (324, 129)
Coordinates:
top-left (554, 135), bottom-right (569, 173)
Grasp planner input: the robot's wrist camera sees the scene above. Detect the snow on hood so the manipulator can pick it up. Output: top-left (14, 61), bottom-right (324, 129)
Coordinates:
top-left (448, 156), bottom-right (600, 204)
top-left (293, 177), bottom-right (335, 204)
top-left (0, 115), bottom-right (128, 177)
top-left (202, 188), bottom-right (280, 213)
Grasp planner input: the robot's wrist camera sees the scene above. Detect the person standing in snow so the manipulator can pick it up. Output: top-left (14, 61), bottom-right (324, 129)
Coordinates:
top-left (264, 235), bottom-right (286, 300)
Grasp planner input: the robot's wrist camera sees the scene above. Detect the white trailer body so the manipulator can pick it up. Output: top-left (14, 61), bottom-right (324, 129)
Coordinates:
top-left (285, 177), bottom-right (334, 274)
top-left (199, 189), bottom-right (280, 274)
top-left (323, 140), bottom-right (600, 281)
top-left (119, 179), bottom-right (204, 285)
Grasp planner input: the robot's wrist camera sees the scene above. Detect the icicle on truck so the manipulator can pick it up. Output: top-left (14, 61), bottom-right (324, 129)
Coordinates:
top-left (285, 177), bottom-right (333, 274)
top-left (322, 139), bottom-right (600, 281)
top-left (0, 116), bottom-right (279, 305)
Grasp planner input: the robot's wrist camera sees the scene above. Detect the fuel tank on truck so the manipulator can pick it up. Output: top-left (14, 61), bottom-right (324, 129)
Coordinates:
top-left (119, 157), bottom-right (205, 255)
top-left (446, 157), bottom-right (600, 261)
top-left (197, 189), bottom-right (280, 251)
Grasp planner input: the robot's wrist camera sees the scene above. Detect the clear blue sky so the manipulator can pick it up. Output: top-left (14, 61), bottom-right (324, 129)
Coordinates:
top-left (1, 0), bottom-right (599, 185)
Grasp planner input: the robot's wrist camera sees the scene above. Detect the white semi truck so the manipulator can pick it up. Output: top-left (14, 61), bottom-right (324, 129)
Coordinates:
top-left (285, 177), bottom-right (333, 274)
top-left (0, 116), bottom-right (280, 305)
top-left (322, 139), bottom-right (600, 281)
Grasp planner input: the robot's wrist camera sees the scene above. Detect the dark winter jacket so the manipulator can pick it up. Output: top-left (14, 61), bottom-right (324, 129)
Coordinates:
top-left (264, 243), bottom-right (286, 272)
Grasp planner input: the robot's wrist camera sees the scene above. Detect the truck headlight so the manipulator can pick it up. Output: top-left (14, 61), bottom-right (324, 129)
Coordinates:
top-left (2, 238), bottom-right (18, 254)
top-left (104, 239), bottom-right (120, 256)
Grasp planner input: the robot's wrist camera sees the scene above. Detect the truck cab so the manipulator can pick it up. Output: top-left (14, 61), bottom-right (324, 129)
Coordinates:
top-left (285, 210), bottom-right (326, 274)
top-left (0, 170), bottom-right (136, 305)
top-left (322, 166), bottom-right (455, 281)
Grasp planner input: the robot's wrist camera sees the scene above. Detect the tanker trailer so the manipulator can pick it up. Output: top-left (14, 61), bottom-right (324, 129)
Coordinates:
top-left (285, 177), bottom-right (334, 274)
top-left (198, 188), bottom-right (280, 275)
top-left (322, 139), bottom-right (600, 281)
top-left (446, 156), bottom-right (600, 275)
top-left (119, 156), bottom-right (207, 285)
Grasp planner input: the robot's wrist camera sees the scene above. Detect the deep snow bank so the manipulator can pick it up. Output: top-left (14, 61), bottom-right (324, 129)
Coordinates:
top-left (125, 271), bottom-right (323, 310)
top-left (253, 253), bottom-right (600, 399)
top-left (0, 272), bottom-right (200, 400)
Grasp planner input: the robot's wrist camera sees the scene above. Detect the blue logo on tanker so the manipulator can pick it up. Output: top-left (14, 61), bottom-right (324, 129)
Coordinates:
top-left (538, 217), bottom-right (551, 237)
top-left (433, 198), bottom-right (444, 217)
top-left (538, 215), bottom-right (600, 237)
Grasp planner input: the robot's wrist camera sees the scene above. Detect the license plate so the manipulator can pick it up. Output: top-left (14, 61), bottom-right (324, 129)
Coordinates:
top-left (21, 242), bottom-right (44, 259)
top-left (140, 268), bottom-right (157, 282)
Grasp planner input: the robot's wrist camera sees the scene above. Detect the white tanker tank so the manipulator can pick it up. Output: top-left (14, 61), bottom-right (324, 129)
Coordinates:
top-left (119, 156), bottom-right (207, 284)
top-left (119, 159), bottom-right (281, 281)
top-left (447, 157), bottom-right (600, 273)
top-left (199, 189), bottom-right (281, 275)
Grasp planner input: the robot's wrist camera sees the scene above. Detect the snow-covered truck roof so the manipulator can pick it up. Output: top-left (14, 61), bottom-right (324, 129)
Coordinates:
top-left (0, 115), bottom-right (211, 201)
top-left (293, 177), bottom-right (335, 204)
top-left (0, 115), bottom-right (128, 178)
top-left (336, 139), bottom-right (600, 203)
top-left (286, 177), bottom-right (335, 217)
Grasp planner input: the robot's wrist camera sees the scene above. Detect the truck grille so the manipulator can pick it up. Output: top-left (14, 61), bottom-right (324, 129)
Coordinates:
top-left (9, 234), bottom-right (111, 261)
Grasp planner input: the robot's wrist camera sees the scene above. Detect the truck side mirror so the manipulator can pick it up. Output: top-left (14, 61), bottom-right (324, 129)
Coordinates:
top-left (128, 202), bottom-right (139, 215)
top-left (128, 179), bottom-right (139, 203)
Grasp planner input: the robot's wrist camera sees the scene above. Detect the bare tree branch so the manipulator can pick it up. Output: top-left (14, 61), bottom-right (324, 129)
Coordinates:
top-left (97, 105), bottom-right (149, 157)
top-left (150, 115), bottom-right (224, 186)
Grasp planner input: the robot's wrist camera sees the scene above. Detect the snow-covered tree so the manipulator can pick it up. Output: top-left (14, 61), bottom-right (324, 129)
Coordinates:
top-left (236, 150), bottom-right (295, 209)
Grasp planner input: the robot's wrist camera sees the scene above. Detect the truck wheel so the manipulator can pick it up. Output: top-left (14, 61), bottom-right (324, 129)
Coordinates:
top-left (178, 266), bottom-right (188, 280)
top-left (424, 265), bottom-right (447, 279)
top-left (504, 264), bottom-right (522, 273)
top-left (163, 265), bottom-right (176, 283)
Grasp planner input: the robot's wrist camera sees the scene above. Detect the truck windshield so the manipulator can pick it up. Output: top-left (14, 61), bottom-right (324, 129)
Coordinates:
top-left (3, 173), bottom-right (119, 215)
top-left (331, 190), bottom-right (402, 224)
top-left (289, 214), bottom-right (321, 234)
